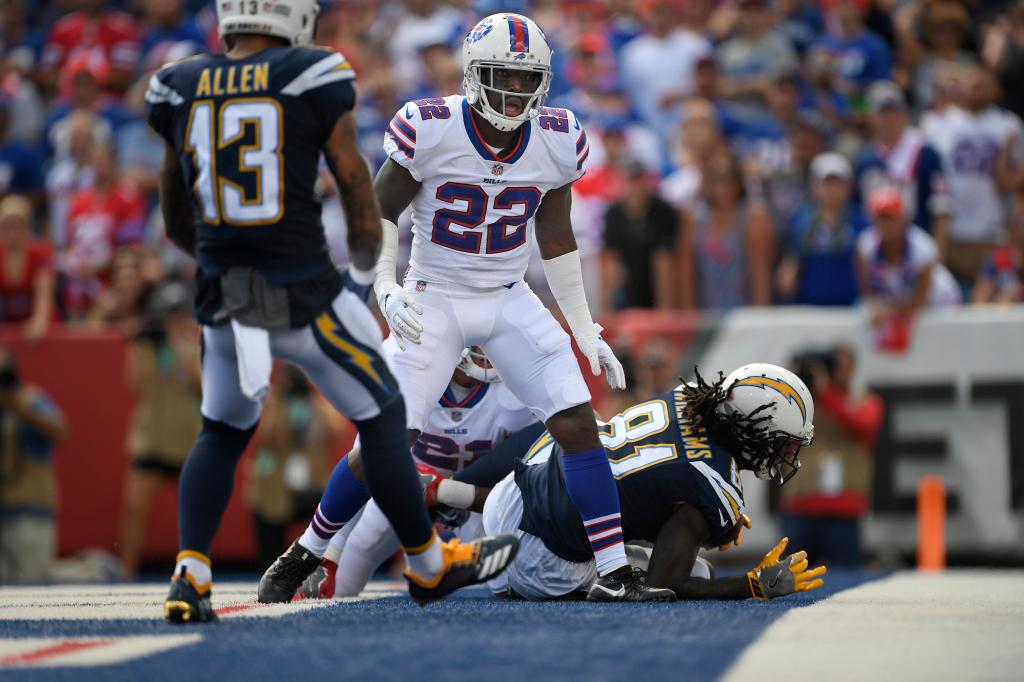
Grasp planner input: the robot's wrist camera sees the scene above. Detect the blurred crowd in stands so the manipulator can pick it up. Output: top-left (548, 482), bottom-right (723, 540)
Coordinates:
top-left (1, 0), bottom-right (1023, 342)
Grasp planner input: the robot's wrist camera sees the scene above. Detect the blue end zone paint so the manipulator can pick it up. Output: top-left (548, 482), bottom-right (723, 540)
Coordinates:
top-left (0, 571), bottom-right (879, 682)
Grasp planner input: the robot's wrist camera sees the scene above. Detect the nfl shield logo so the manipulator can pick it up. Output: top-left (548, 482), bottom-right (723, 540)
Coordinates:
top-left (451, 410), bottom-right (463, 422)
top-left (491, 163), bottom-right (504, 176)
top-left (415, 280), bottom-right (427, 292)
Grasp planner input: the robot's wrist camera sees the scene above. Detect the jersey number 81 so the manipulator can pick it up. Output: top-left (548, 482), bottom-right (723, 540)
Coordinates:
top-left (185, 98), bottom-right (284, 226)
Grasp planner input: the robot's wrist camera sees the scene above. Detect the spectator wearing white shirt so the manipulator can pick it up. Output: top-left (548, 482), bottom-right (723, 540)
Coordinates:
top-left (923, 65), bottom-right (1024, 284)
top-left (619, 0), bottom-right (711, 146)
top-left (856, 188), bottom-right (961, 331)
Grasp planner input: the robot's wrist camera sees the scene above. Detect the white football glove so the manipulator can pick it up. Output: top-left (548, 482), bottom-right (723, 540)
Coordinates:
top-left (376, 282), bottom-right (423, 351)
top-left (575, 324), bottom-right (626, 390)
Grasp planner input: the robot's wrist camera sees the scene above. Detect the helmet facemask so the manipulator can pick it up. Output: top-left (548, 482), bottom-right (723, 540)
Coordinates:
top-left (465, 61), bottom-right (551, 132)
top-left (755, 434), bottom-right (808, 485)
top-left (456, 347), bottom-right (502, 384)
top-left (717, 399), bottom-right (811, 486)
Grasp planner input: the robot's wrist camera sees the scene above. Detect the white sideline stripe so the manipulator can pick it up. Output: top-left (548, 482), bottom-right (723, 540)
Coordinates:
top-left (0, 582), bottom-right (406, 621)
top-left (0, 635), bottom-right (202, 669)
top-left (724, 570), bottom-right (1024, 682)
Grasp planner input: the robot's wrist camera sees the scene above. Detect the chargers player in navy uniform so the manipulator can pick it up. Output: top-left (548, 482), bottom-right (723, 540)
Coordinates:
top-left (425, 364), bottom-right (827, 600)
top-left (146, 0), bottom-right (517, 623)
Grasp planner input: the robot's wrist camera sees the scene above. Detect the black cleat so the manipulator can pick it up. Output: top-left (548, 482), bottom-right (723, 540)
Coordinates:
top-left (164, 568), bottom-right (218, 623)
top-left (586, 565), bottom-right (676, 602)
top-left (404, 534), bottom-right (518, 605)
top-left (258, 540), bottom-right (322, 603)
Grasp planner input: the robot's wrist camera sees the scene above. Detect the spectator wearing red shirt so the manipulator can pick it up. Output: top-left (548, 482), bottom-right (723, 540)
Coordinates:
top-left (39, 0), bottom-right (141, 98)
top-left (781, 347), bottom-right (884, 567)
top-left (0, 195), bottom-right (54, 340)
top-left (59, 143), bottom-right (144, 319)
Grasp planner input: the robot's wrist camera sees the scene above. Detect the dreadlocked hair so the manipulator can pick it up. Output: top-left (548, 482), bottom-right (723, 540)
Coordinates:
top-left (679, 366), bottom-right (776, 468)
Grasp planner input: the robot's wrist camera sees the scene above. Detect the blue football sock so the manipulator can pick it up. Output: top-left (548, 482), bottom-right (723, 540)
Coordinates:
top-left (179, 417), bottom-right (258, 557)
top-left (299, 453), bottom-right (370, 555)
top-left (562, 447), bottom-right (628, 575)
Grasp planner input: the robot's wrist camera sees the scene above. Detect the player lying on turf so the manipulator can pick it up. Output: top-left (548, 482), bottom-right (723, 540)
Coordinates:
top-left (422, 363), bottom-right (827, 601)
top-left (300, 346), bottom-right (542, 599)
top-left (299, 347), bottom-right (717, 599)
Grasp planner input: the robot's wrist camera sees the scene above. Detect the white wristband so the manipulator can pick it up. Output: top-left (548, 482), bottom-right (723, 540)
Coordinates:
top-left (374, 219), bottom-right (400, 296)
top-left (437, 479), bottom-right (475, 510)
top-left (541, 250), bottom-right (595, 341)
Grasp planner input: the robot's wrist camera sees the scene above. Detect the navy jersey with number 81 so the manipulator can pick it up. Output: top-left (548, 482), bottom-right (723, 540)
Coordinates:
top-left (515, 388), bottom-right (747, 562)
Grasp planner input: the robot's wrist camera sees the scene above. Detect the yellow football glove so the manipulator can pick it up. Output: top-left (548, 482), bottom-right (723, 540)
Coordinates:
top-left (719, 513), bottom-right (752, 552)
top-left (746, 537), bottom-right (827, 600)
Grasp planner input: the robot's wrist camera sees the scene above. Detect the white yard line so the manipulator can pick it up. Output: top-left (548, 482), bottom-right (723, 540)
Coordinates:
top-left (724, 571), bottom-right (1024, 682)
top-left (0, 635), bottom-right (204, 668)
top-left (0, 581), bottom-right (406, 621)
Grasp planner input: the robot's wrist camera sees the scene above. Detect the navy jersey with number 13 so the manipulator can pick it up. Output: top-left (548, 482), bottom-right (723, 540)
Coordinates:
top-left (145, 46), bottom-right (356, 324)
top-left (515, 387), bottom-right (747, 562)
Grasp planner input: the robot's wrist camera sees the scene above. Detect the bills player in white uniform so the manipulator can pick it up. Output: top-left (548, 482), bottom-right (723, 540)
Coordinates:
top-left (301, 347), bottom-right (541, 599)
top-left (372, 13), bottom-right (666, 601)
top-left (266, 12), bottom-right (664, 601)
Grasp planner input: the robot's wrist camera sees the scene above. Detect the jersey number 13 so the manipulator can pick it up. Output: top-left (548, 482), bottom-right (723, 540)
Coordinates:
top-left (185, 98), bottom-right (284, 226)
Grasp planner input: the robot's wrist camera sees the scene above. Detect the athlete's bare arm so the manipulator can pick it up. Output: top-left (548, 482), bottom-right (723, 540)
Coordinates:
top-left (323, 112), bottom-right (384, 271)
top-left (533, 182), bottom-right (577, 259)
top-left (159, 142), bottom-right (196, 257)
top-left (646, 505), bottom-right (750, 600)
top-left (374, 158), bottom-right (422, 224)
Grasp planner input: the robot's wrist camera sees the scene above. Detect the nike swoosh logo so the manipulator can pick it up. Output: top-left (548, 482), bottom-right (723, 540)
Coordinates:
top-left (591, 583), bottom-right (626, 598)
top-left (767, 574), bottom-right (780, 590)
top-left (573, 117), bottom-right (581, 130)
top-left (718, 509), bottom-right (727, 526)
top-left (405, 105), bottom-right (414, 119)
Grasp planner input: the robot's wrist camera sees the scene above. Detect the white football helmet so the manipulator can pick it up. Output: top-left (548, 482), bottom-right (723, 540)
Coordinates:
top-left (217, 0), bottom-right (320, 47)
top-left (456, 347), bottom-right (502, 384)
top-left (719, 363), bottom-right (815, 484)
top-left (462, 13), bottom-right (553, 132)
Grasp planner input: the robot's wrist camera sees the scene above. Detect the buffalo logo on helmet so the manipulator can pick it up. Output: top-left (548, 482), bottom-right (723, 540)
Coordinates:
top-left (467, 21), bottom-right (494, 44)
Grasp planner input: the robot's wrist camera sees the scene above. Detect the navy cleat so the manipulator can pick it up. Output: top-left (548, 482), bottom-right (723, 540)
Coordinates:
top-left (164, 567), bottom-right (218, 623)
top-left (586, 565), bottom-right (676, 602)
top-left (258, 540), bottom-right (322, 603)
top-left (404, 533), bottom-right (518, 605)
